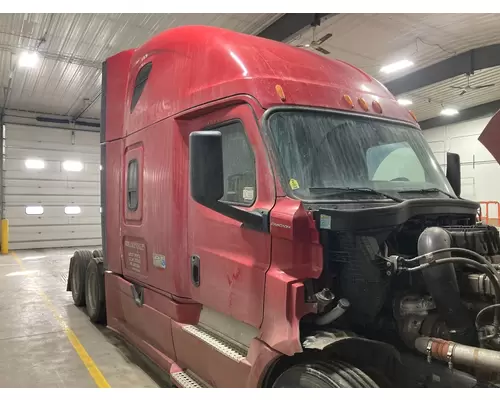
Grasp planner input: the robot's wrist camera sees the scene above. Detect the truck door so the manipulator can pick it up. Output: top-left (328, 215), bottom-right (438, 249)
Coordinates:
top-left (186, 103), bottom-right (275, 329)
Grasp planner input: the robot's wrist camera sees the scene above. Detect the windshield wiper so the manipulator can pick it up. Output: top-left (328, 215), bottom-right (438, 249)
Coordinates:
top-left (398, 187), bottom-right (456, 199)
top-left (309, 186), bottom-right (404, 203)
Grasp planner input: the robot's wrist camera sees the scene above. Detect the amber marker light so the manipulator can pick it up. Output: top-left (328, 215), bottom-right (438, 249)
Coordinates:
top-left (275, 85), bottom-right (286, 102)
top-left (358, 97), bottom-right (369, 111)
top-left (372, 100), bottom-right (383, 114)
top-left (409, 110), bottom-right (418, 122)
top-left (343, 94), bottom-right (354, 108)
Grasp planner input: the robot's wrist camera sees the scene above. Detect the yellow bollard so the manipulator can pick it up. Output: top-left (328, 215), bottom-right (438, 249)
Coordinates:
top-left (1, 219), bottom-right (8, 255)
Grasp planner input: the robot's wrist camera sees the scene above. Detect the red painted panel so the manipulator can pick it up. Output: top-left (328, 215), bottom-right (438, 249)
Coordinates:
top-left (119, 26), bottom-right (416, 135)
top-left (172, 321), bottom-right (250, 387)
top-left (105, 140), bottom-right (123, 274)
top-left (104, 272), bottom-right (124, 330)
top-left (269, 198), bottom-right (323, 279)
top-left (479, 109), bottom-right (500, 164)
top-left (185, 103), bottom-right (274, 328)
top-left (105, 50), bottom-right (134, 142)
top-left (144, 286), bottom-right (200, 325)
top-left (246, 338), bottom-right (282, 387)
top-left (111, 274), bottom-right (176, 360)
top-left (108, 320), bottom-right (177, 375)
top-left (118, 117), bottom-right (190, 297)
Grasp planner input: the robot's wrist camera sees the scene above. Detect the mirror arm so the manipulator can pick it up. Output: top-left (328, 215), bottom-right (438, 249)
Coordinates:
top-left (212, 202), bottom-right (269, 232)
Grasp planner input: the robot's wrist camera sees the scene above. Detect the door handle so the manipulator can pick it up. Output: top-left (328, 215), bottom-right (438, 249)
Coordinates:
top-left (191, 255), bottom-right (200, 287)
top-left (130, 284), bottom-right (144, 307)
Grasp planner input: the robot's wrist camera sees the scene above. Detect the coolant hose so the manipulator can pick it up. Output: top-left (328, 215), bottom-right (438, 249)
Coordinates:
top-left (415, 336), bottom-right (500, 373)
top-left (417, 227), bottom-right (477, 345)
top-left (315, 298), bottom-right (350, 326)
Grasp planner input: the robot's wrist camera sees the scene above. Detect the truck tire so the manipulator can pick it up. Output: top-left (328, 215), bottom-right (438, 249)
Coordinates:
top-left (271, 360), bottom-right (379, 388)
top-left (85, 257), bottom-right (107, 324)
top-left (70, 250), bottom-right (93, 306)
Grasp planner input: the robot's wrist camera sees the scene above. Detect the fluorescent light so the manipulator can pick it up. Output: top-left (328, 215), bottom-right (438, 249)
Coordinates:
top-left (25, 159), bottom-right (45, 169)
top-left (440, 108), bottom-right (459, 116)
top-left (65, 206), bottom-right (81, 215)
top-left (63, 160), bottom-right (83, 172)
top-left (18, 51), bottom-right (39, 68)
top-left (25, 206), bottom-right (44, 215)
top-left (380, 59), bottom-right (414, 74)
top-left (397, 98), bottom-right (413, 106)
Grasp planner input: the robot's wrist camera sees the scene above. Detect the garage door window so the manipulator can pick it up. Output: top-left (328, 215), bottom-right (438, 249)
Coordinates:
top-left (63, 160), bottom-right (83, 172)
top-left (25, 206), bottom-right (44, 215)
top-left (25, 159), bottom-right (45, 169)
top-left (127, 159), bottom-right (139, 211)
top-left (65, 206), bottom-right (81, 215)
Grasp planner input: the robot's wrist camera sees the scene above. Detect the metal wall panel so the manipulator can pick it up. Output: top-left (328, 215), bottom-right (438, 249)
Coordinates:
top-left (3, 123), bottom-right (101, 249)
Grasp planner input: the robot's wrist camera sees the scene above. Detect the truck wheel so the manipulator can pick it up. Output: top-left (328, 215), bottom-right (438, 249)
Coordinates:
top-left (85, 257), bottom-right (107, 324)
top-left (71, 250), bottom-right (93, 306)
top-left (272, 360), bottom-right (379, 388)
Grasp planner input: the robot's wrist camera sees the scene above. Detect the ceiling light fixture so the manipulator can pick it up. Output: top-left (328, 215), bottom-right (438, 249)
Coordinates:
top-left (18, 51), bottom-right (40, 68)
top-left (380, 59), bottom-right (414, 74)
top-left (397, 98), bottom-right (413, 106)
top-left (440, 108), bottom-right (459, 116)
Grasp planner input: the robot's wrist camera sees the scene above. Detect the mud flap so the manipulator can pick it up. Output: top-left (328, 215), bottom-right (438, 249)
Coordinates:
top-left (67, 256), bottom-right (74, 291)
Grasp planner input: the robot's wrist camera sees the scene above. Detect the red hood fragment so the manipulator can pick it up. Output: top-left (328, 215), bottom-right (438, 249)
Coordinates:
top-left (479, 110), bottom-right (500, 164)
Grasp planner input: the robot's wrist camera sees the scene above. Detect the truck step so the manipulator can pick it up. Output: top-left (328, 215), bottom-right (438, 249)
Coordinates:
top-left (182, 324), bottom-right (247, 362)
top-left (171, 370), bottom-right (209, 388)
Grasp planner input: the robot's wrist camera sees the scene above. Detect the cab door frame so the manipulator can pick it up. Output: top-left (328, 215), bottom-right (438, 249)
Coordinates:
top-left (184, 101), bottom-right (276, 329)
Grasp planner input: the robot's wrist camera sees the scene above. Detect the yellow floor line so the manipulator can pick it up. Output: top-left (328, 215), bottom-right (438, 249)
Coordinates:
top-left (12, 251), bottom-right (111, 388)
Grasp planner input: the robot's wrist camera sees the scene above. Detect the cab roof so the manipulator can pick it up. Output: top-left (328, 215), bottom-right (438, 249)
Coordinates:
top-left (119, 25), bottom-right (417, 133)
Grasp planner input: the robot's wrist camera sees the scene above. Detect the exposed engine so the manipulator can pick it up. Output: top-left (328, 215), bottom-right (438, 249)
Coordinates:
top-left (306, 199), bottom-right (500, 386)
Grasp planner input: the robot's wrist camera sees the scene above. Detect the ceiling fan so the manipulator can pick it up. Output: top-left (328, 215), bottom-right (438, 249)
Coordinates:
top-left (450, 73), bottom-right (495, 96)
top-left (296, 15), bottom-right (332, 55)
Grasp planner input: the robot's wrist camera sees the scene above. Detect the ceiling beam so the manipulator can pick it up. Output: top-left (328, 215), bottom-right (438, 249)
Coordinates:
top-left (257, 13), bottom-right (335, 42)
top-left (385, 43), bottom-right (500, 96)
top-left (419, 99), bottom-right (500, 130)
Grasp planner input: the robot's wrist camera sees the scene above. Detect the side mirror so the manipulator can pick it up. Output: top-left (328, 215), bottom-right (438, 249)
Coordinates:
top-left (446, 152), bottom-right (461, 197)
top-left (189, 131), bottom-right (224, 207)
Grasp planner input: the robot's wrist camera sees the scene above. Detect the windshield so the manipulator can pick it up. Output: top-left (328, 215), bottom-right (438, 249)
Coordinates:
top-left (266, 109), bottom-right (455, 201)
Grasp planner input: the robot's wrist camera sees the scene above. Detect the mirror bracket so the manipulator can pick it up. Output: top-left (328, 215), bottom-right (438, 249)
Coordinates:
top-left (212, 202), bottom-right (269, 232)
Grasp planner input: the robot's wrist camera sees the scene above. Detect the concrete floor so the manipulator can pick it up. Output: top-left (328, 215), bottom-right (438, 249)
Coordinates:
top-left (0, 248), bottom-right (163, 388)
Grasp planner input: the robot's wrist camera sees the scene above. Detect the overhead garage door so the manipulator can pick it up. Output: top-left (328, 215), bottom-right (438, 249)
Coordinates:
top-left (3, 124), bottom-right (101, 250)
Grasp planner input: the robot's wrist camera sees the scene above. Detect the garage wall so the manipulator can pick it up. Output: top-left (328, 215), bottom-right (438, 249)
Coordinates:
top-left (3, 124), bottom-right (101, 250)
top-left (422, 115), bottom-right (500, 219)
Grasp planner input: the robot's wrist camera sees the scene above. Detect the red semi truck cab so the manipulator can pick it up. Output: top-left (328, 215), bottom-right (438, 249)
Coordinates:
top-left (68, 25), bottom-right (477, 388)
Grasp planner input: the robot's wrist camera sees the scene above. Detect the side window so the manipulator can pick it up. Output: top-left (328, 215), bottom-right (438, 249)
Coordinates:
top-left (209, 121), bottom-right (256, 206)
top-left (127, 159), bottom-right (139, 211)
top-left (130, 62), bottom-right (152, 112)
